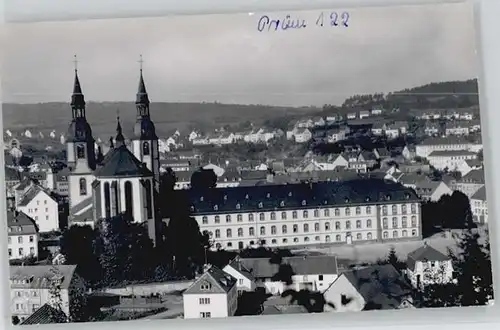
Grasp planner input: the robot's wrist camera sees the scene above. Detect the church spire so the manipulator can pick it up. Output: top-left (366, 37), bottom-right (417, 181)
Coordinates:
top-left (71, 55), bottom-right (85, 108)
top-left (136, 55), bottom-right (150, 113)
top-left (115, 115), bottom-right (125, 147)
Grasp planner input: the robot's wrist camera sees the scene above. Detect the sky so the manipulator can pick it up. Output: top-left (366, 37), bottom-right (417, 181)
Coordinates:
top-left (2, 2), bottom-right (478, 107)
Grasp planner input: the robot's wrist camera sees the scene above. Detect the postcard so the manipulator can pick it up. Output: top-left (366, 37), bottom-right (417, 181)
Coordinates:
top-left (1, 1), bottom-right (493, 326)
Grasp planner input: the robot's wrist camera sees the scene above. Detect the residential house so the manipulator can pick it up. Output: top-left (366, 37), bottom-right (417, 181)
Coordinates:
top-left (327, 127), bottom-right (347, 143)
top-left (359, 111), bottom-right (370, 119)
top-left (405, 243), bottom-right (453, 289)
top-left (394, 121), bottom-right (409, 135)
top-left (313, 117), bottom-right (326, 127)
top-left (456, 159), bottom-right (482, 177)
top-left (20, 303), bottom-right (68, 325)
top-left (294, 128), bottom-right (313, 143)
top-left (414, 180), bottom-right (452, 202)
top-left (160, 159), bottom-right (193, 172)
top-left (426, 150), bottom-right (478, 172)
top-left (384, 124), bottom-right (400, 139)
top-left (470, 186), bottom-right (488, 224)
top-left (295, 119), bottom-right (314, 128)
top-left (188, 131), bottom-right (200, 142)
top-left (183, 265), bottom-right (238, 319)
top-left (415, 136), bottom-right (483, 158)
top-left (373, 148), bottom-right (391, 160)
top-left (192, 136), bottom-right (210, 145)
top-left (7, 211), bottom-right (39, 261)
top-left (469, 120), bottom-right (481, 133)
top-left (371, 109), bottom-right (383, 116)
top-left (347, 112), bottom-right (357, 120)
top-left (371, 122), bottom-right (385, 136)
top-left (452, 169), bottom-right (485, 197)
top-left (228, 256), bottom-right (339, 295)
top-left (10, 265), bottom-right (85, 322)
top-left (459, 113), bottom-right (474, 120)
top-left (445, 122), bottom-right (470, 136)
top-left (424, 122), bottom-right (440, 136)
top-left (54, 168), bottom-right (70, 197)
top-left (222, 257), bottom-right (257, 293)
top-left (15, 185), bottom-right (60, 233)
top-left (323, 264), bottom-right (414, 312)
top-left (402, 145), bottom-right (416, 160)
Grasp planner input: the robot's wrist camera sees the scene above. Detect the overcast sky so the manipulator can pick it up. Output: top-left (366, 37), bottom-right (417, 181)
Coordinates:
top-left (2, 2), bottom-right (477, 107)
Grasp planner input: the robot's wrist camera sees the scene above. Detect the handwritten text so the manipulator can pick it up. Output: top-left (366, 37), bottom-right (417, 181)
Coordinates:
top-left (257, 11), bottom-right (349, 32)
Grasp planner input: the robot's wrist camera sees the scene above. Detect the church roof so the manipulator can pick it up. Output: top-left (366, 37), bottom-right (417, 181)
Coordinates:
top-left (94, 145), bottom-right (152, 178)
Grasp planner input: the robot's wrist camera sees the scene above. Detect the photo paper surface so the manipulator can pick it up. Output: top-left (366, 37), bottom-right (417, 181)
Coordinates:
top-left (1, 1), bottom-right (493, 325)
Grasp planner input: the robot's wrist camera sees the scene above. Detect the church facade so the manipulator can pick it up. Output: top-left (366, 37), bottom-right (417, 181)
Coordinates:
top-left (66, 64), bottom-right (161, 243)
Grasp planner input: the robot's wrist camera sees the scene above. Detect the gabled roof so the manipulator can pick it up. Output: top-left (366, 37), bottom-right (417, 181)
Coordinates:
top-left (183, 265), bottom-right (237, 295)
top-left (471, 186), bottom-right (487, 201)
top-left (406, 244), bottom-right (449, 270)
top-left (17, 185), bottom-right (54, 207)
top-left (20, 303), bottom-right (67, 325)
top-left (7, 211), bottom-right (38, 235)
top-left (94, 145), bottom-right (153, 178)
top-left (226, 257), bottom-right (255, 281)
top-left (10, 265), bottom-right (78, 289)
top-left (458, 169), bottom-right (485, 184)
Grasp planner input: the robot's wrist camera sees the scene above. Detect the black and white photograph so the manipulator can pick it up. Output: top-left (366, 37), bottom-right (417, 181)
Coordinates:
top-left (1, 1), bottom-right (493, 326)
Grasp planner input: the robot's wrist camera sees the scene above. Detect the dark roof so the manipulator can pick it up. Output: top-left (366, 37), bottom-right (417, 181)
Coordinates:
top-left (406, 244), bottom-right (449, 271)
top-left (5, 166), bottom-right (21, 181)
top-left (237, 255), bottom-right (338, 278)
top-left (21, 303), bottom-right (68, 325)
top-left (94, 145), bottom-right (153, 178)
top-left (184, 265), bottom-right (237, 294)
top-left (186, 179), bottom-right (419, 215)
top-left (339, 264), bottom-right (412, 309)
top-left (428, 150), bottom-right (477, 157)
top-left (471, 186), bottom-right (487, 201)
top-left (17, 185), bottom-right (53, 207)
top-left (458, 169), bottom-right (485, 184)
top-left (10, 265), bottom-right (78, 289)
top-left (7, 211), bottom-right (38, 235)
top-left (227, 257), bottom-right (255, 281)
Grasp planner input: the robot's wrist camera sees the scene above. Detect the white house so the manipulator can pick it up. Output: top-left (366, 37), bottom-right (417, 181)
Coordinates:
top-left (452, 169), bottom-right (485, 197)
top-left (327, 128), bottom-right (347, 143)
top-left (371, 109), bottom-right (383, 116)
top-left (294, 128), bottom-right (313, 143)
top-left (323, 264), bottom-right (413, 312)
top-left (7, 211), bottom-right (39, 261)
top-left (413, 181), bottom-right (452, 202)
top-left (470, 186), bottom-right (488, 224)
top-left (347, 113), bottom-right (357, 120)
top-left (456, 159), bottom-right (482, 177)
top-left (405, 243), bottom-right (454, 289)
top-left (415, 137), bottom-right (483, 158)
top-left (426, 150), bottom-right (477, 172)
top-left (359, 111), bottom-right (370, 119)
top-left (183, 265), bottom-right (238, 319)
top-left (15, 185), bottom-right (60, 233)
top-left (402, 145), bottom-right (416, 160)
top-left (10, 265), bottom-right (85, 322)
top-left (222, 257), bottom-right (256, 293)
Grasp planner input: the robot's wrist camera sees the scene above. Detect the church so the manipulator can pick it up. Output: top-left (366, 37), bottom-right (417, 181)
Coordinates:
top-left (66, 58), bottom-right (161, 244)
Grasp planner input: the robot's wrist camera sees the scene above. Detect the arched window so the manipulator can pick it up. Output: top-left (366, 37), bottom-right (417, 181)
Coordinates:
top-left (237, 214), bottom-right (243, 222)
top-left (392, 205), bottom-right (397, 214)
top-left (335, 221), bottom-right (341, 230)
top-left (238, 228), bottom-right (243, 237)
top-left (281, 212), bottom-right (287, 219)
top-left (356, 233), bottom-right (362, 240)
top-left (226, 229), bottom-right (232, 238)
top-left (366, 219), bottom-right (372, 228)
top-left (324, 209), bottom-right (330, 217)
top-left (366, 206), bottom-right (371, 214)
top-left (111, 181), bottom-right (119, 216)
top-left (79, 178), bottom-right (87, 196)
top-left (270, 212), bottom-right (276, 220)
top-left (355, 207), bottom-right (361, 215)
top-left (292, 211), bottom-right (298, 219)
top-left (215, 229), bottom-right (220, 238)
top-left (345, 208), bottom-right (351, 216)
top-left (314, 223), bottom-right (320, 232)
top-left (248, 214), bottom-right (254, 221)
top-left (76, 145), bottom-right (85, 159)
top-left (325, 222), bottom-right (330, 231)
top-left (271, 226), bottom-right (277, 234)
top-left (260, 226), bottom-right (266, 235)
top-left (104, 182), bottom-right (111, 219)
top-left (144, 180), bottom-right (153, 219)
top-left (367, 232), bottom-right (373, 240)
top-left (303, 210), bottom-right (308, 218)
top-left (142, 142), bottom-right (150, 156)
top-left (282, 225), bottom-right (287, 234)
top-left (393, 230), bottom-right (398, 238)
top-left (303, 224), bottom-right (309, 232)
top-left (259, 213), bottom-right (265, 221)
top-left (124, 181), bottom-right (133, 217)
top-left (314, 210), bottom-right (319, 217)
top-left (226, 215), bottom-right (231, 223)
top-left (346, 221), bottom-right (351, 229)
top-left (249, 228), bottom-right (255, 236)
top-left (202, 216), bottom-right (208, 224)
top-left (383, 231), bottom-right (389, 239)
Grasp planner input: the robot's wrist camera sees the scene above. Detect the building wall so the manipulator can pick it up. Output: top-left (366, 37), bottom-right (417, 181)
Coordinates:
top-left (7, 233), bottom-right (38, 260)
top-left (17, 192), bottom-right (59, 232)
top-left (195, 202), bottom-right (422, 251)
top-left (322, 275), bottom-right (366, 312)
top-left (10, 287), bottom-right (70, 322)
top-left (453, 182), bottom-right (484, 198)
top-left (261, 273), bottom-right (338, 295)
top-left (183, 293), bottom-right (229, 319)
top-left (406, 259), bottom-right (453, 288)
top-left (470, 198), bottom-right (488, 224)
top-left (221, 266), bottom-right (255, 292)
top-left (68, 173), bottom-right (95, 209)
top-left (415, 143), bottom-right (482, 158)
top-left (427, 154), bottom-right (477, 171)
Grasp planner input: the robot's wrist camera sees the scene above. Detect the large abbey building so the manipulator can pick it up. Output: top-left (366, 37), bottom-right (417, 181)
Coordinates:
top-left (66, 62), bottom-right (161, 243)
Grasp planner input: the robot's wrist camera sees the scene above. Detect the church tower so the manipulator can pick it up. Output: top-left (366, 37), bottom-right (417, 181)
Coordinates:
top-left (131, 55), bottom-right (160, 190)
top-left (66, 56), bottom-right (96, 208)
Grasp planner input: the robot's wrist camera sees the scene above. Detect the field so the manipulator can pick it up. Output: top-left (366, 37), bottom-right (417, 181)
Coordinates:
top-left (2, 102), bottom-right (317, 141)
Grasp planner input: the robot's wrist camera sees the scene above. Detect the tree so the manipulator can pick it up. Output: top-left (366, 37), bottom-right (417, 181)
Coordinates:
top-left (190, 168), bottom-right (217, 189)
top-left (48, 266), bottom-right (66, 321)
top-left (12, 316), bottom-right (20, 325)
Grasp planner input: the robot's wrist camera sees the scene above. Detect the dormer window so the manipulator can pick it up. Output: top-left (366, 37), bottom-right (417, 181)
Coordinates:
top-left (301, 200), bottom-right (307, 206)
top-left (266, 193), bottom-right (271, 198)
top-left (365, 196), bottom-right (371, 202)
top-left (190, 206), bottom-right (195, 212)
top-left (200, 196), bottom-right (204, 202)
top-left (258, 202), bottom-right (263, 209)
top-left (280, 201), bottom-right (285, 207)
top-left (405, 193), bottom-right (410, 200)
top-left (236, 203), bottom-right (241, 210)
top-left (200, 281), bottom-right (212, 291)
top-left (288, 192), bottom-right (293, 197)
top-left (213, 205), bottom-right (219, 211)
top-left (245, 194), bottom-right (249, 200)
top-left (344, 197), bottom-right (350, 203)
top-left (223, 195), bottom-right (228, 200)
top-left (386, 195), bottom-right (391, 201)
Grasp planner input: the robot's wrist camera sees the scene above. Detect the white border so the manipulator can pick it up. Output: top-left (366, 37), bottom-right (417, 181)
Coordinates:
top-left (1, 0), bottom-right (500, 330)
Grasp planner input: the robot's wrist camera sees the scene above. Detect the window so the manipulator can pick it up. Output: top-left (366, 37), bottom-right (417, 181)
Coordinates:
top-left (392, 217), bottom-right (398, 228)
top-left (325, 222), bottom-right (330, 231)
top-left (202, 216), bottom-right (208, 224)
top-left (367, 232), bottom-right (372, 240)
top-left (215, 229), bottom-right (220, 238)
top-left (226, 229), bottom-right (232, 238)
top-left (325, 235), bottom-right (331, 242)
top-left (215, 215), bottom-right (220, 223)
top-left (144, 180), bottom-right (153, 219)
top-left (382, 217), bottom-right (388, 229)
top-left (18, 236), bottom-right (23, 244)
top-left (412, 229), bottom-right (417, 236)
top-left (402, 204), bottom-right (407, 214)
top-left (392, 205), bottom-right (397, 214)
top-left (79, 178), bottom-right (87, 196)
top-left (345, 208), bottom-right (351, 216)
top-left (402, 216), bottom-right (407, 228)
top-left (383, 231), bottom-right (389, 239)
top-left (249, 228), bottom-right (255, 236)
top-left (355, 207), bottom-right (361, 215)
top-left (366, 219), bottom-right (372, 228)
top-left (324, 209), bottom-right (330, 217)
top-left (30, 247), bottom-right (35, 255)
top-left (200, 312), bottom-right (211, 318)
top-left (282, 225), bottom-right (287, 234)
top-left (283, 238), bottom-right (288, 244)
top-left (382, 205), bottom-right (388, 216)
top-left (226, 215), bottom-right (231, 223)
top-left (19, 248), bottom-right (24, 256)
top-left (356, 233), bottom-right (362, 240)
top-left (411, 204), bottom-right (417, 213)
top-left (237, 214), bottom-right (243, 222)
top-left (76, 145), bottom-right (85, 159)
top-left (335, 221), bottom-right (341, 230)
top-left (237, 228), bottom-right (243, 237)
top-left (314, 223), bottom-right (320, 232)
top-left (346, 221), bottom-right (351, 229)
top-left (356, 220), bottom-right (361, 229)
top-left (315, 236), bottom-right (320, 241)
top-left (281, 212), bottom-right (287, 219)
top-left (393, 230), bottom-right (398, 238)
top-left (271, 239), bottom-right (277, 244)
top-left (293, 224), bottom-right (298, 233)
top-left (292, 211), bottom-right (298, 219)
top-left (270, 212), bottom-right (276, 220)
top-left (314, 210), bottom-right (319, 217)
top-left (124, 181), bottom-right (133, 216)
top-left (199, 297), bottom-right (210, 304)
top-left (335, 235), bottom-right (341, 242)
top-left (411, 216), bottom-right (417, 227)
top-left (334, 208), bottom-right (340, 216)
top-left (402, 230), bottom-right (408, 237)
top-left (293, 238), bottom-right (299, 243)
top-left (200, 282), bottom-right (212, 290)
top-left (239, 279), bottom-right (244, 285)
top-left (260, 226), bottom-right (266, 235)
top-left (303, 224), bottom-right (309, 232)
top-left (271, 226), bottom-right (277, 234)
top-left (8, 249), bottom-right (12, 257)
top-left (8, 237), bottom-right (11, 245)
top-left (248, 214), bottom-right (254, 221)
top-left (259, 213), bottom-right (265, 221)
top-left (302, 210), bottom-right (309, 218)
top-left (366, 206), bottom-right (371, 214)
top-left (142, 142), bottom-right (150, 155)
top-left (319, 275), bottom-right (324, 281)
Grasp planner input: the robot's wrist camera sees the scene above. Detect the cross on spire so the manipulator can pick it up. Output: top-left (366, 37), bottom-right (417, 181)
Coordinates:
top-left (73, 54), bottom-right (78, 72)
top-left (138, 54), bottom-right (144, 72)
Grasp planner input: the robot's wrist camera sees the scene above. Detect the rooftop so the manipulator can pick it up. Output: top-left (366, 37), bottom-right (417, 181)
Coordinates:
top-left (407, 244), bottom-right (449, 271)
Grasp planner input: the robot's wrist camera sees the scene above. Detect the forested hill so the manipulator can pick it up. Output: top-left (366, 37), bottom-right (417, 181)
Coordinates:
top-left (331, 79), bottom-right (479, 112)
